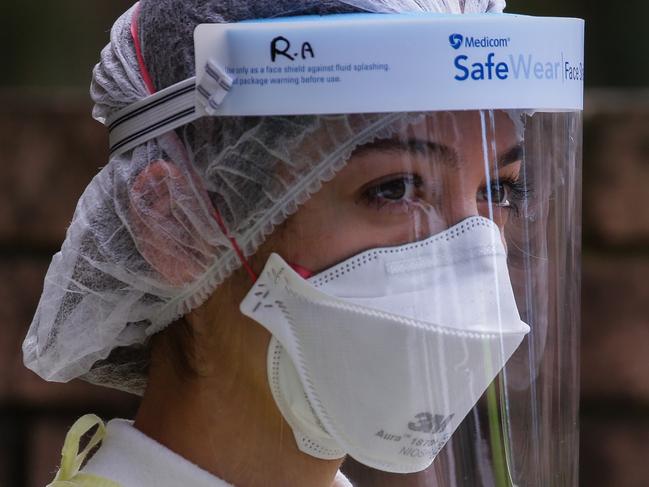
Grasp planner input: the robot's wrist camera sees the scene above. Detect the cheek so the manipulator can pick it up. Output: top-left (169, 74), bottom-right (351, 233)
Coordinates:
top-left (271, 203), bottom-right (418, 273)
top-left (279, 211), bottom-right (452, 273)
top-left (267, 197), bottom-right (355, 272)
top-left (281, 220), bottom-right (380, 273)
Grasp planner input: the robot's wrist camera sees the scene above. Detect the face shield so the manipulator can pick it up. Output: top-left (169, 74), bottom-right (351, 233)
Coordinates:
top-left (24, 7), bottom-right (583, 487)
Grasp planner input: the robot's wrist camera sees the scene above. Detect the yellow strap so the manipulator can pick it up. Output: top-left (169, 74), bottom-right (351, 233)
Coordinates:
top-left (47, 414), bottom-right (122, 487)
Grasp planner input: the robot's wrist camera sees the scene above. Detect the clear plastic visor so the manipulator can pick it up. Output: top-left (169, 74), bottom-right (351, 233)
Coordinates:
top-left (234, 109), bottom-right (581, 486)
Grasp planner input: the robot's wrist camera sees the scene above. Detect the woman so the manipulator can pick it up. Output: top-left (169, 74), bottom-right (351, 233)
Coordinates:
top-left (25, 1), bottom-right (583, 486)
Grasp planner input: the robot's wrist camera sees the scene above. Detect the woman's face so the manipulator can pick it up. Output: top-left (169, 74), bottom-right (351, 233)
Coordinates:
top-left (264, 110), bottom-right (523, 274)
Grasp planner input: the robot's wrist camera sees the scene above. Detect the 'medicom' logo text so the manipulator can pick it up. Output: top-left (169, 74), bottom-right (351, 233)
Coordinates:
top-left (449, 33), bottom-right (510, 50)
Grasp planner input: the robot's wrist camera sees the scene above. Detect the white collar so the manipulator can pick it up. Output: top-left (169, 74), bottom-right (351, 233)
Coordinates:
top-left (82, 419), bottom-right (353, 487)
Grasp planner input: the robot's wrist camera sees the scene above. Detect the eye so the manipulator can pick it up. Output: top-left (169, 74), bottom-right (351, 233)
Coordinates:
top-left (373, 179), bottom-right (410, 200)
top-left (477, 177), bottom-right (530, 216)
top-left (478, 181), bottom-right (511, 207)
top-left (360, 174), bottom-right (423, 209)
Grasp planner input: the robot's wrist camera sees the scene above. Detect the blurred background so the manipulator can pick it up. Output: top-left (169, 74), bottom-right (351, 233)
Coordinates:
top-left (1, 1), bottom-right (647, 486)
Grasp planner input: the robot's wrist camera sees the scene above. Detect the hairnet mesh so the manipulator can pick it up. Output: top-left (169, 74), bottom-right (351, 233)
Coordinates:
top-left (338, 0), bottom-right (505, 13)
top-left (23, 0), bottom-right (506, 395)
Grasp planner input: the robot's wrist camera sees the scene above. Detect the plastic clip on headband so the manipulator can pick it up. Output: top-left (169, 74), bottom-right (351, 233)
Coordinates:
top-left (107, 61), bottom-right (233, 157)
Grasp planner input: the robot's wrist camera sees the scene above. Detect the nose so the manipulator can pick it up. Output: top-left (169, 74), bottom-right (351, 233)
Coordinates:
top-left (405, 196), bottom-right (480, 243)
top-left (443, 194), bottom-right (508, 250)
top-left (442, 196), bottom-right (480, 229)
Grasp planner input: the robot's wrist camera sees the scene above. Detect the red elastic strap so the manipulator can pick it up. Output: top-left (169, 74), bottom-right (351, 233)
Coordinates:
top-left (130, 3), bottom-right (157, 95)
top-left (210, 208), bottom-right (258, 282)
top-left (129, 2), bottom-right (257, 282)
top-left (290, 263), bottom-right (314, 279)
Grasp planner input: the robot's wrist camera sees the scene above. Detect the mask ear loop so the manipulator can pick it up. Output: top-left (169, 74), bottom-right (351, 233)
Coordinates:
top-left (130, 2), bottom-right (258, 282)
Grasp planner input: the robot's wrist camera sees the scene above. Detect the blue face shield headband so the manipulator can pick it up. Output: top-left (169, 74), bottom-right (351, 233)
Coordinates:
top-left (107, 12), bottom-right (584, 157)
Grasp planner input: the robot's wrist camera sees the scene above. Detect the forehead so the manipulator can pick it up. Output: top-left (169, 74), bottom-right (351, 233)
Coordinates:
top-left (348, 110), bottom-right (521, 169)
top-left (401, 110), bottom-right (518, 149)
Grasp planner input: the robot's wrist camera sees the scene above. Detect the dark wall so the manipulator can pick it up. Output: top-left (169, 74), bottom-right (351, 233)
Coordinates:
top-left (3, 1), bottom-right (647, 88)
top-left (507, 0), bottom-right (649, 87)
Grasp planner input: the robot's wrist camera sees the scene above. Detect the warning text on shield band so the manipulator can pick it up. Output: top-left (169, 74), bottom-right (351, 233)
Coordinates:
top-left (226, 62), bottom-right (391, 87)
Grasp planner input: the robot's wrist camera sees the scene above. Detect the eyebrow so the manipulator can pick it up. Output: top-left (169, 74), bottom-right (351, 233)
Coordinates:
top-left (353, 138), bottom-right (523, 169)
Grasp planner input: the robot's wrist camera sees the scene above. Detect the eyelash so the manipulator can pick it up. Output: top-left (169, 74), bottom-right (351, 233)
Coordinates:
top-left (359, 174), bottom-right (531, 215)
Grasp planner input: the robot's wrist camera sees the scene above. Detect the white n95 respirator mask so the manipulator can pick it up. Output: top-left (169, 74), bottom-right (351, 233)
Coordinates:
top-left (240, 216), bottom-right (530, 473)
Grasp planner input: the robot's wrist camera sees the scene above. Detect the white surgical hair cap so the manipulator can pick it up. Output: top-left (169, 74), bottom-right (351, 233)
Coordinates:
top-left (22, 0), bottom-right (506, 396)
top-left (339, 0), bottom-right (505, 13)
